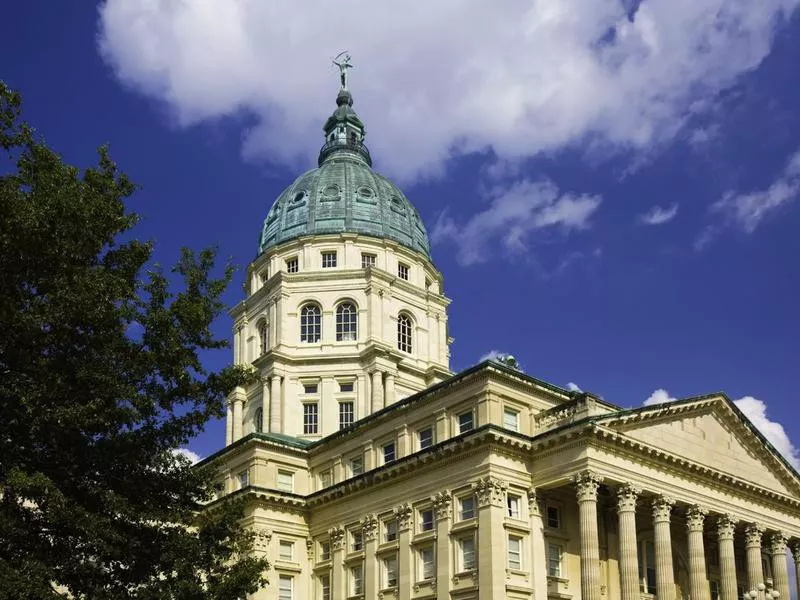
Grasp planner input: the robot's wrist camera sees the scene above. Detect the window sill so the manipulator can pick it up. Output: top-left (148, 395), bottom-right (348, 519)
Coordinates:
top-left (450, 519), bottom-right (477, 534)
top-left (412, 530), bottom-right (436, 543)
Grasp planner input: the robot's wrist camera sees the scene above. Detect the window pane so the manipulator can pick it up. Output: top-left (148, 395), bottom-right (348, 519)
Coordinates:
top-left (336, 302), bottom-right (358, 341)
top-left (277, 470), bottom-right (293, 492)
top-left (458, 411), bottom-right (474, 433)
top-left (322, 251), bottom-right (337, 268)
top-left (259, 322), bottom-right (268, 355)
top-left (278, 575), bottom-right (293, 600)
top-left (385, 519), bottom-right (397, 542)
top-left (508, 536), bottom-right (521, 570)
top-left (420, 509), bottom-right (434, 531)
top-left (351, 530), bottom-right (363, 552)
top-left (421, 547), bottom-right (435, 580)
top-left (339, 401), bottom-right (354, 429)
top-left (254, 407), bottom-right (263, 433)
top-left (300, 304), bottom-right (321, 343)
top-left (503, 409), bottom-right (519, 431)
top-left (461, 537), bottom-right (475, 570)
top-left (303, 403), bottom-right (318, 434)
top-left (361, 253), bottom-right (376, 268)
top-left (320, 574), bottom-right (331, 600)
top-left (383, 442), bottom-right (396, 464)
top-left (460, 496), bottom-right (475, 520)
top-left (546, 506), bottom-right (560, 528)
top-left (286, 257), bottom-right (298, 273)
top-left (507, 495), bottom-right (520, 518)
top-left (548, 544), bottom-right (561, 577)
top-left (418, 427), bottom-right (433, 449)
top-left (384, 555), bottom-right (398, 587)
top-left (397, 313), bottom-right (412, 353)
top-left (279, 540), bottom-right (293, 560)
top-left (350, 456), bottom-right (363, 476)
top-left (398, 263), bottom-right (409, 280)
top-left (339, 381), bottom-right (354, 392)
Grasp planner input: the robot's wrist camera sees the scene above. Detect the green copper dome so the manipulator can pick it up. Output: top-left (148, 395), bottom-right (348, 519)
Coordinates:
top-left (258, 88), bottom-right (431, 259)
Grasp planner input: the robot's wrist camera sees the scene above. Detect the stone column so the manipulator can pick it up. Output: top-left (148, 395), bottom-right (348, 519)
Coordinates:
top-left (433, 491), bottom-right (452, 600)
top-left (362, 514), bottom-right (379, 600)
top-left (329, 526), bottom-right (346, 600)
top-left (616, 484), bottom-right (641, 600)
top-left (232, 396), bottom-right (243, 441)
top-left (652, 495), bottom-right (676, 600)
top-left (269, 375), bottom-right (281, 432)
top-left (225, 400), bottom-right (233, 446)
top-left (476, 476), bottom-right (508, 598)
top-left (790, 541), bottom-right (800, 600)
top-left (371, 370), bottom-right (383, 413)
top-left (769, 533), bottom-right (790, 600)
top-left (268, 299), bottom-right (277, 347)
top-left (686, 505), bottom-right (710, 600)
top-left (384, 372), bottom-right (396, 407)
top-left (745, 524), bottom-right (765, 599)
top-left (396, 504), bottom-right (413, 600)
top-left (717, 515), bottom-right (739, 600)
top-left (528, 489), bottom-right (548, 600)
top-left (575, 471), bottom-right (603, 600)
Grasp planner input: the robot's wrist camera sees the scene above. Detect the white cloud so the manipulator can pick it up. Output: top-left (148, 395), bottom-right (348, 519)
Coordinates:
top-left (566, 382), bottom-right (582, 392)
top-left (172, 447), bottom-right (202, 465)
top-left (432, 179), bottom-right (601, 265)
top-left (712, 149), bottom-right (800, 232)
top-left (639, 203), bottom-right (678, 225)
top-left (734, 396), bottom-right (799, 468)
top-left (643, 388), bottom-right (677, 406)
top-left (97, 0), bottom-right (800, 182)
top-left (479, 350), bottom-right (505, 362)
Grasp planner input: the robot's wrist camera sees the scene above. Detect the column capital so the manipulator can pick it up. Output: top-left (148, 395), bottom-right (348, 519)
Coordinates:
top-left (769, 532), bottom-right (788, 555)
top-left (616, 483), bottom-right (641, 513)
top-left (432, 490), bottom-right (452, 521)
top-left (527, 488), bottom-right (542, 516)
top-left (395, 503), bottom-right (413, 531)
top-left (574, 470), bottom-right (603, 502)
top-left (717, 514), bottom-right (738, 540)
top-left (329, 525), bottom-right (346, 551)
top-left (744, 523), bottom-right (764, 548)
top-left (651, 495), bottom-right (675, 522)
top-left (254, 527), bottom-right (272, 552)
top-left (790, 539), bottom-right (800, 559)
top-left (686, 505), bottom-right (708, 532)
top-left (474, 475), bottom-right (508, 508)
top-left (361, 513), bottom-right (380, 541)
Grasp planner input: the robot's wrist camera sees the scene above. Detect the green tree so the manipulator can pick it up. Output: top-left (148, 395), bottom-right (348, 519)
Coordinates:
top-left (0, 83), bottom-right (268, 599)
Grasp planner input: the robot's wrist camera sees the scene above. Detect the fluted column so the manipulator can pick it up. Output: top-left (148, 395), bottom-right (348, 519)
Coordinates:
top-left (769, 533), bottom-right (790, 599)
top-left (362, 514), bottom-right (379, 600)
top-left (475, 476), bottom-right (508, 598)
top-left (232, 396), bottom-right (243, 441)
top-left (745, 524), bottom-right (765, 599)
top-left (652, 496), bottom-right (676, 600)
top-left (528, 489), bottom-right (548, 600)
top-left (384, 373), bottom-right (396, 407)
top-left (790, 541), bottom-right (800, 600)
top-left (269, 375), bottom-right (281, 432)
top-left (686, 505), bottom-right (710, 600)
top-left (225, 400), bottom-right (233, 445)
top-left (616, 484), bottom-right (641, 600)
top-left (717, 515), bottom-right (739, 600)
top-left (329, 526), bottom-right (346, 600)
top-left (396, 504), bottom-right (413, 600)
top-left (575, 471), bottom-right (603, 600)
top-left (371, 370), bottom-right (383, 413)
top-left (433, 491), bottom-right (452, 600)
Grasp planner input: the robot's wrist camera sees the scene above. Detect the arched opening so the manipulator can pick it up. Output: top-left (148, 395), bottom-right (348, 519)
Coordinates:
top-left (300, 303), bottom-right (322, 343)
top-left (336, 302), bottom-right (358, 342)
top-left (397, 313), bottom-right (413, 354)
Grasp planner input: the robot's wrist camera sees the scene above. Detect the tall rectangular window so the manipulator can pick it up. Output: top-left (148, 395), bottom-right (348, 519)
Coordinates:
top-left (238, 470), bottom-right (249, 489)
top-left (361, 253), bottom-right (376, 268)
top-left (351, 564), bottom-right (364, 596)
top-left (320, 574), bottom-right (331, 600)
top-left (459, 496), bottom-right (475, 520)
top-left (277, 470), bottom-right (293, 492)
top-left (351, 530), bottom-right (363, 552)
top-left (546, 505), bottom-right (561, 529)
top-left (508, 535), bottom-right (522, 570)
top-left (279, 540), bottom-right (294, 561)
top-left (278, 575), bottom-right (293, 600)
top-left (383, 555), bottom-right (398, 587)
top-left (384, 519), bottom-right (398, 542)
top-left (638, 540), bottom-right (656, 593)
top-left (350, 455), bottom-right (364, 476)
top-left (420, 546), bottom-right (435, 580)
top-left (548, 544), bottom-right (562, 577)
top-left (503, 408), bottom-right (520, 432)
top-left (339, 401), bottom-right (354, 429)
top-left (321, 251), bottom-right (337, 268)
top-left (319, 470), bottom-right (332, 488)
top-left (397, 262), bottom-right (409, 280)
top-left (420, 509), bottom-right (434, 531)
top-left (458, 410), bottom-right (474, 433)
top-left (418, 426), bottom-right (433, 449)
top-left (320, 541), bottom-right (331, 561)
top-left (285, 257), bottom-right (298, 273)
top-left (303, 403), bottom-right (318, 434)
top-left (383, 441), bottom-right (396, 464)
top-left (507, 494), bottom-right (520, 519)
top-left (459, 536), bottom-right (475, 571)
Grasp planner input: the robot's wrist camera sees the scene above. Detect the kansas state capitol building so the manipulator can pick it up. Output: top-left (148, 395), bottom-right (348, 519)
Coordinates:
top-left (202, 62), bottom-right (800, 600)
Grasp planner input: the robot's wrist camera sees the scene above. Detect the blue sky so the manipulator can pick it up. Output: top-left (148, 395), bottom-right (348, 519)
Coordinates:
top-left (2, 2), bottom-right (800, 470)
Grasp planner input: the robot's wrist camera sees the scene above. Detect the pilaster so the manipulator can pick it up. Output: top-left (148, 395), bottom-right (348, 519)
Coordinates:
top-left (396, 503), bottom-right (413, 600)
top-left (362, 514), bottom-right (379, 600)
top-left (329, 526), bottom-right (346, 600)
top-left (475, 476), bottom-right (507, 598)
top-left (433, 491), bottom-right (452, 600)
top-left (528, 489), bottom-right (548, 600)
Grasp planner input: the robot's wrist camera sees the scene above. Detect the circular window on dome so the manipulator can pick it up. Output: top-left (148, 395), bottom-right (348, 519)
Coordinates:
top-left (389, 196), bottom-right (406, 214)
top-left (291, 191), bottom-right (307, 204)
top-left (357, 186), bottom-right (374, 198)
top-left (321, 184), bottom-right (340, 199)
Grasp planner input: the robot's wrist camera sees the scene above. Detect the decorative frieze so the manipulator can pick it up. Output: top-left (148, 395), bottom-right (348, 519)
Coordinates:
top-left (616, 484), bottom-right (641, 513)
top-left (395, 503), bottom-right (413, 531)
top-left (474, 476), bottom-right (507, 508)
top-left (574, 470), bottom-right (603, 503)
top-left (686, 505), bottom-right (708, 532)
top-left (535, 405), bottom-right (578, 429)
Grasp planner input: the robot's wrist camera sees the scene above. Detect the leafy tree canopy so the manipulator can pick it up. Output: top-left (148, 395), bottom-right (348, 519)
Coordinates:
top-left (0, 82), bottom-right (268, 599)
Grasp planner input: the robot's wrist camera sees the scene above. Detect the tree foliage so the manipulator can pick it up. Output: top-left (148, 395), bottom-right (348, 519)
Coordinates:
top-left (0, 82), bottom-right (268, 599)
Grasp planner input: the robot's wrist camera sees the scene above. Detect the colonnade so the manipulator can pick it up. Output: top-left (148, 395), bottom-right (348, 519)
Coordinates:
top-left (574, 470), bottom-right (797, 600)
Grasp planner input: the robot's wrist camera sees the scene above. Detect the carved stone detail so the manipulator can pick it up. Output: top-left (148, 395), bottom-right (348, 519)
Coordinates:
top-left (432, 490), bottom-right (452, 520)
top-left (536, 406), bottom-right (578, 429)
top-left (526, 488), bottom-right (542, 517)
top-left (329, 526), bottom-right (346, 551)
top-left (395, 503), bottom-right (413, 531)
top-left (306, 537), bottom-right (314, 558)
top-left (254, 527), bottom-right (272, 551)
top-left (790, 539), bottom-right (800, 560)
top-left (474, 476), bottom-right (507, 508)
top-left (574, 470), bottom-right (603, 503)
top-left (616, 484), bottom-right (641, 513)
top-left (717, 514), bottom-right (737, 540)
top-left (651, 496), bottom-right (675, 522)
top-left (769, 532), bottom-right (788, 555)
top-left (686, 505), bottom-right (708, 532)
top-left (744, 523), bottom-right (764, 548)
top-left (361, 513), bottom-right (379, 541)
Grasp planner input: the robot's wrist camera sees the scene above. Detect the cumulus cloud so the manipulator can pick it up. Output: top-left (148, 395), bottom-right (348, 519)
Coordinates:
top-left (479, 350), bottom-right (505, 362)
top-left (432, 179), bottom-right (601, 265)
top-left (639, 203), bottom-right (678, 225)
top-left (643, 389), bottom-right (800, 468)
top-left (643, 388), bottom-right (677, 406)
top-left (97, 0), bottom-right (800, 181)
top-left (566, 382), bottom-right (582, 392)
top-left (172, 447), bottom-right (202, 465)
top-left (712, 148), bottom-right (800, 232)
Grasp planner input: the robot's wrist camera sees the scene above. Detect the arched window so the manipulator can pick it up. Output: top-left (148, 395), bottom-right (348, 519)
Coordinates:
top-left (254, 407), bottom-right (263, 433)
top-left (300, 303), bottom-right (321, 343)
top-left (258, 321), bottom-right (268, 356)
top-left (397, 313), bottom-right (413, 353)
top-left (336, 302), bottom-right (358, 342)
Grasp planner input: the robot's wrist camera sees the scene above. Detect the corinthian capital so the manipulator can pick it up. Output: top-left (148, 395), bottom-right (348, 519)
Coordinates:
top-left (769, 532), bottom-right (788, 555)
top-left (790, 539), bottom-right (800, 560)
top-left (474, 476), bottom-right (508, 508)
top-left (717, 514), bottom-right (737, 540)
top-left (616, 483), bottom-right (641, 513)
top-left (361, 514), bottom-right (379, 541)
top-left (328, 526), bottom-right (346, 550)
top-left (744, 523), bottom-right (764, 548)
top-left (395, 503), bottom-right (413, 531)
top-left (686, 505), bottom-right (708, 532)
top-left (651, 495), bottom-right (675, 523)
top-left (574, 470), bottom-right (603, 503)
top-left (432, 490), bottom-right (452, 521)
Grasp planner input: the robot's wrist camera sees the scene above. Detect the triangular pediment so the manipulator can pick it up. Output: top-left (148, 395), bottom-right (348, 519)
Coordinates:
top-left (600, 396), bottom-right (800, 497)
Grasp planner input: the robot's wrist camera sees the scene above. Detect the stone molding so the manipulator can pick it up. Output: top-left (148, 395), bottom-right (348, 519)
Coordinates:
top-left (616, 483), bottom-right (641, 513)
top-left (686, 505), bottom-right (708, 532)
top-left (651, 496), bottom-right (675, 522)
top-left (361, 513), bottom-right (379, 541)
top-left (432, 490), bottom-right (452, 520)
top-left (769, 532), bottom-right (788, 555)
top-left (395, 503), bottom-right (413, 531)
top-left (717, 515), bottom-right (738, 540)
top-left (474, 476), bottom-right (508, 508)
top-left (744, 523), bottom-right (764, 548)
top-left (574, 470), bottom-right (603, 503)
